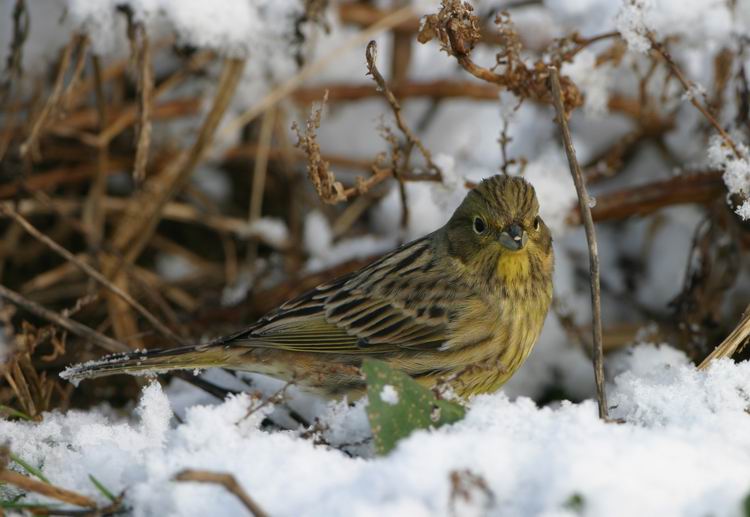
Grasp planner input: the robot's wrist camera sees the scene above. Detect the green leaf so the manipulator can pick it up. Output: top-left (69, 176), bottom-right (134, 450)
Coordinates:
top-left (0, 405), bottom-right (32, 421)
top-left (564, 492), bottom-right (585, 513)
top-left (10, 453), bottom-right (49, 484)
top-left (0, 500), bottom-right (61, 510)
top-left (363, 359), bottom-right (465, 455)
top-left (89, 474), bottom-right (117, 503)
top-left (743, 490), bottom-right (750, 517)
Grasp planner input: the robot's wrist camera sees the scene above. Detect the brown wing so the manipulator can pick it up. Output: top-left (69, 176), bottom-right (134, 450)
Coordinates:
top-left (224, 237), bottom-right (468, 354)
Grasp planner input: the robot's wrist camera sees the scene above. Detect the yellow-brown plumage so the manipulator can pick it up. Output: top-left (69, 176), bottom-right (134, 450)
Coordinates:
top-left (62, 175), bottom-right (554, 398)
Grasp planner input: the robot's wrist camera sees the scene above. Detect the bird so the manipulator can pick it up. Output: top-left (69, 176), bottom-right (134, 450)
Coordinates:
top-left (61, 175), bottom-right (554, 398)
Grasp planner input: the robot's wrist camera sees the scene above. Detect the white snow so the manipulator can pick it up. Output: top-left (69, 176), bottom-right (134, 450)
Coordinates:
top-left (563, 50), bottom-right (612, 116)
top-left (708, 136), bottom-right (750, 221)
top-left (380, 385), bottom-right (400, 405)
top-left (615, 0), bottom-right (740, 54)
top-left (523, 150), bottom-right (578, 237)
top-left (244, 217), bottom-right (290, 249)
top-left (304, 210), bottom-right (397, 272)
top-left (5, 349), bottom-right (750, 516)
top-left (3, 0), bottom-right (750, 515)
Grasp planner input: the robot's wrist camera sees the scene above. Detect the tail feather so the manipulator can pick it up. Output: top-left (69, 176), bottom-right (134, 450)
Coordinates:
top-left (60, 345), bottom-right (235, 386)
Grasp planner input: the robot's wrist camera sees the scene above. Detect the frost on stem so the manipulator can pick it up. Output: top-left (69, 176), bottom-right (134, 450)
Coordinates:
top-left (708, 136), bottom-right (750, 221)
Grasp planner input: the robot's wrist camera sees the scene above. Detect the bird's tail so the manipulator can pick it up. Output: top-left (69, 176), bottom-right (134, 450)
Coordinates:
top-left (60, 343), bottom-right (243, 385)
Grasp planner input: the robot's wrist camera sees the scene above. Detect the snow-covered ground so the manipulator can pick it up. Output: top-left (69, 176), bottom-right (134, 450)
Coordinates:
top-left (2, 0), bottom-right (750, 515)
top-left (4, 348), bottom-right (750, 516)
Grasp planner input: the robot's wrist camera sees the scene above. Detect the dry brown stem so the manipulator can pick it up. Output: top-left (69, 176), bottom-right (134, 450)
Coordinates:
top-left (0, 284), bottom-right (128, 353)
top-left (246, 108), bottom-right (277, 265)
top-left (19, 36), bottom-right (76, 160)
top-left (132, 22), bottom-right (153, 183)
top-left (60, 36), bottom-right (90, 112)
top-left (294, 80), bottom-right (501, 103)
top-left (339, 2), bottom-right (538, 49)
top-left (0, 203), bottom-right (186, 346)
top-left (419, 1), bottom-right (582, 111)
top-left (226, 143), bottom-right (375, 172)
top-left (174, 470), bottom-right (269, 517)
top-left (365, 40), bottom-right (443, 179)
top-left (293, 101), bottom-right (398, 205)
top-left (571, 170), bottom-right (725, 223)
top-left (7, 197), bottom-right (289, 248)
top-left (292, 92), bottom-right (346, 204)
top-left (221, 5), bottom-right (416, 137)
top-left (0, 158), bottom-right (131, 199)
top-left (548, 65), bottom-right (608, 420)
top-left (0, 468), bottom-right (97, 509)
top-left (91, 51), bottom-right (212, 148)
top-left (83, 54), bottom-right (109, 249)
top-left (0, 0), bottom-right (29, 104)
top-left (97, 57), bottom-right (243, 345)
top-left (105, 58), bottom-right (245, 268)
top-left (650, 37), bottom-right (743, 159)
top-left (698, 305), bottom-right (750, 368)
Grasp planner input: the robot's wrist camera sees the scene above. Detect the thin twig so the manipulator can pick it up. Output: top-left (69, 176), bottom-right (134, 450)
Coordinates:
top-left (20, 36), bottom-right (76, 159)
top-left (0, 468), bottom-right (97, 509)
top-left (0, 0), bottom-right (29, 104)
top-left (0, 203), bottom-right (186, 346)
top-left (246, 107), bottom-right (276, 264)
top-left (174, 470), bottom-right (269, 517)
top-left (133, 22), bottom-right (153, 183)
top-left (107, 57), bottom-right (246, 269)
top-left (698, 304), bottom-right (750, 369)
top-left (650, 38), bottom-right (743, 158)
top-left (221, 4), bottom-right (416, 137)
top-left (243, 380), bottom-right (294, 420)
top-left (548, 65), bottom-right (608, 420)
top-left (294, 80), bottom-right (501, 103)
top-left (568, 169), bottom-right (724, 224)
top-left (91, 50), bottom-right (212, 148)
top-left (0, 284), bottom-right (128, 353)
top-left (6, 197), bottom-right (289, 247)
top-left (249, 109), bottom-right (276, 223)
top-left (82, 53), bottom-right (109, 249)
top-left (365, 40), bottom-right (442, 179)
top-left (60, 36), bottom-right (90, 112)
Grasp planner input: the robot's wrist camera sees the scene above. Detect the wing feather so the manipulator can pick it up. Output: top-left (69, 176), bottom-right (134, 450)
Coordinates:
top-left (226, 236), bottom-right (473, 354)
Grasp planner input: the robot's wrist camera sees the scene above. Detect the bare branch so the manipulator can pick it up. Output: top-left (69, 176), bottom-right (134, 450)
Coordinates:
top-left (0, 468), bottom-right (97, 509)
top-left (365, 40), bottom-right (443, 179)
top-left (0, 283), bottom-right (128, 353)
top-left (0, 203), bottom-right (187, 346)
top-left (650, 37), bottom-right (743, 159)
top-left (174, 470), bottom-right (269, 517)
top-left (548, 65), bottom-right (608, 420)
top-left (698, 304), bottom-right (750, 369)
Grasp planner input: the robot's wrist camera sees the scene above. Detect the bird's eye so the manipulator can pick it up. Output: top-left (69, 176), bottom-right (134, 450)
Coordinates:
top-left (473, 217), bottom-right (486, 234)
top-left (533, 216), bottom-right (541, 231)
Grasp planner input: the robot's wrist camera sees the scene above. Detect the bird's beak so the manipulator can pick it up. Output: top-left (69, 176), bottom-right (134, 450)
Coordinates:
top-left (499, 223), bottom-right (527, 251)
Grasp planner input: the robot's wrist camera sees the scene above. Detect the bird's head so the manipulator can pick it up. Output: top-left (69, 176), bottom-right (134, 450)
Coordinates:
top-left (443, 175), bottom-right (553, 289)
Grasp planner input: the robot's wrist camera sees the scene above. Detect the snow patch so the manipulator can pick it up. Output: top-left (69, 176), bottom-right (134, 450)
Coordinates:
top-left (380, 385), bottom-right (399, 405)
top-left (7, 358), bottom-right (750, 515)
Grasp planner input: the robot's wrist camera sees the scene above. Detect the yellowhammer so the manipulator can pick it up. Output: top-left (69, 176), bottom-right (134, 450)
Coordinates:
top-left (62, 175), bottom-right (554, 398)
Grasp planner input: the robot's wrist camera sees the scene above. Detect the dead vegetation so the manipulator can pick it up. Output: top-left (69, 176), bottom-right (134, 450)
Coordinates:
top-left (0, 0), bottom-right (748, 432)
